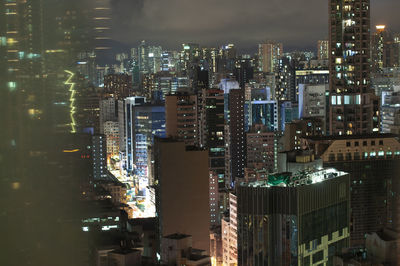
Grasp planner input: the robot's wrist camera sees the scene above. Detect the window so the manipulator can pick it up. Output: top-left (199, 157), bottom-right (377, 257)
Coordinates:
top-left (379, 140), bottom-right (383, 145)
top-left (355, 141), bottom-right (359, 147)
top-left (363, 141), bottom-right (367, 146)
top-left (346, 142), bottom-right (351, 147)
top-left (371, 141), bottom-right (375, 146)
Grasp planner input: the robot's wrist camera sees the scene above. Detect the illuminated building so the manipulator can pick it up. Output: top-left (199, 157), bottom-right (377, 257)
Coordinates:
top-left (198, 88), bottom-right (226, 187)
top-left (237, 169), bottom-right (350, 265)
top-left (295, 70), bottom-right (329, 102)
top-left (279, 101), bottom-right (299, 131)
top-left (104, 74), bottom-right (133, 99)
top-left (371, 25), bottom-right (400, 73)
top-left (258, 41), bottom-right (283, 73)
top-left (154, 139), bottom-right (211, 253)
top-left (329, 0), bottom-right (379, 135)
top-left (304, 134), bottom-right (400, 246)
top-left (317, 40), bottom-right (329, 60)
top-left (92, 0), bottom-right (112, 56)
top-left (165, 93), bottom-right (199, 147)
top-left (298, 84), bottom-right (328, 132)
top-left (222, 193), bottom-right (237, 266)
top-left (180, 43), bottom-right (200, 76)
top-left (124, 96), bottom-right (146, 173)
top-left (246, 124), bottom-right (277, 173)
top-left (103, 121), bottom-right (120, 162)
top-left (92, 135), bottom-right (107, 180)
top-left (227, 88), bottom-right (246, 183)
top-left (381, 92), bottom-right (400, 134)
top-left (100, 97), bottom-right (118, 134)
top-left (250, 100), bottom-right (278, 131)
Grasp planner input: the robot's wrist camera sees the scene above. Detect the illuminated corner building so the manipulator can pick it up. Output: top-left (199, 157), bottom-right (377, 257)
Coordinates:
top-left (165, 93), bottom-right (199, 147)
top-left (154, 138), bottom-right (211, 254)
top-left (258, 41), bottom-right (283, 73)
top-left (198, 88), bottom-right (226, 187)
top-left (103, 121), bottom-right (119, 162)
top-left (237, 169), bottom-right (350, 265)
top-left (304, 134), bottom-right (400, 246)
top-left (318, 40), bottom-right (329, 60)
top-left (329, 0), bottom-right (379, 135)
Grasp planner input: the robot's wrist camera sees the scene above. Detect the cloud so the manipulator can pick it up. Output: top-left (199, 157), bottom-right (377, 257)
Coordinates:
top-left (110, 0), bottom-right (400, 51)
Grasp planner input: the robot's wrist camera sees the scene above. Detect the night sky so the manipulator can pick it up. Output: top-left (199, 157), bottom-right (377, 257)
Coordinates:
top-left (110, 0), bottom-right (400, 52)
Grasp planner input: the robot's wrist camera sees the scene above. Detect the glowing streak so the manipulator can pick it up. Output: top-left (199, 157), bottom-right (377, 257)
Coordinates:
top-left (64, 70), bottom-right (77, 133)
top-left (63, 149), bottom-right (80, 153)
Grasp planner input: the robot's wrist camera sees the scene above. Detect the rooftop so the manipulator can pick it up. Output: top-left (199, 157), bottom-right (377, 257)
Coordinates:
top-left (241, 168), bottom-right (347, 188)
top-left (305, 133), bottom-right (398, 141)
top-left (164, 233), bottom-right (191, 240)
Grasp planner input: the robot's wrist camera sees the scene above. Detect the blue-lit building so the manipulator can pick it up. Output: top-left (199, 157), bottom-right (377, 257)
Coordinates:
top-left (250, 100), bottom-right (278, 132)
top-left (279, 101), bottom-right (299, 131)
top-left (125, 97), bottom-right (165, 178)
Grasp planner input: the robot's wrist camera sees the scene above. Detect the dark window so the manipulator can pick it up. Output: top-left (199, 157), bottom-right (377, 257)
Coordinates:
top-left (354, 152), bottom-right (360, 160)
top-left (346, 142), bottom-right (351, 147)
top-left (304, 256), bottom-right (310, 265)
top-left (312, 251), bottom-right (324, 263)
top-left (337, 153), bottom-right (344, 161)
top-left (346, 153), bottom-right (352, 160)
top-left (363, 141), bottom-right (367, 146)
top-left (379, 140), bottom-right (383, 145)
top-left (329, 154), bottom-right (335, 162)
top-left (371, 141), bottom-right (375, 146)
top-left (355, 141), bottom-right (359, 147)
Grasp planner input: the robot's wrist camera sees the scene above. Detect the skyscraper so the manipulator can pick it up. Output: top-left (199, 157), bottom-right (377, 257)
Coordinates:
top-left (258, 41), bottom-right (283, 73)
top-left (318, 40), bottom-right (329, 60)
top-left (329, 0), bottom-right (379, 135)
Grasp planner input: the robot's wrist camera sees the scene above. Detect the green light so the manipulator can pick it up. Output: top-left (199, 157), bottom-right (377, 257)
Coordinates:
top-left (64, 70), bottom-right (77, 133)
top-left (7, 81), bottom-right (16, 91)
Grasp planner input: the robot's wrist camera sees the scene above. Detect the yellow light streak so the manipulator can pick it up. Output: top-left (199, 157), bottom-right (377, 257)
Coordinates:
top-left (64, 70), bottom-right (77, 133)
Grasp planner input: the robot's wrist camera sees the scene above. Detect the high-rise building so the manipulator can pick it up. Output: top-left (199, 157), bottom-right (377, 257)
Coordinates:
top-left (154, 139), bottom-right (210, 253)
top-left (237, 169), bottom-right (350, 265)
top-left (165, 93), bottom-right (198, 147)
top-left (104, 74), bottom-right (133, 99)
top-left (329, 0), bottom-right (379, 135)
top-left (258, 41), bottom-right (283, 73)
top-left (198, 88), bottom-right (226, 186)
top-left (92, 135), bottom-right (107, 180)
top-left (227, 89), bottom-right (246, 183)
top-left (246, 124), bottom-right (277, 173)
top-left (371, 25), bottom-right (400, 73)
top-left (124, 96), bottom-right (146, 173)
top-left (304, 134), bottom-right (400, 246)
top-left (103, 121), bottom-right (120, 163)
top-left (250, 100), bottom-right (278, 131)
top-left (318, 40), bottom-right (329, 60)
top-left (100, 98), bottom-right (118, 134)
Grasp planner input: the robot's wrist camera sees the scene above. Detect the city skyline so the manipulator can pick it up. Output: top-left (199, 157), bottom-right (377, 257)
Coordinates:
top-left (110, 0), bottom-right (400, 51)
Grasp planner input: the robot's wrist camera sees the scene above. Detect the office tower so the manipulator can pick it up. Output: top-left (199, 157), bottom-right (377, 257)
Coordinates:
top-left (280, 117), bottom-right (324, 151)
top-left (227, 89), bottom-right (246, 183)
top-left (329, 0), bottom-right (378, 135)
top-left (222, 193), bottom-right (238, 266)
top-left (99, 98), bottom-right (118, 134)
top-left (258, 41), bottom-right (283, 73)
top-left (104, 74), bottom-right (133, 99)
top-left (165, 93), bottom-right (198, 146)
top-left (234, 57), bottom-right (255, 90)
top-left (198, 88), bottom-right (226, 186)
top-left (250, 99), bottom-right (278, 131)
top-left (237, 169), bottom-right (350, 265)
top-left (318, 40), bottom-right (329, 60)
top-left (92, 135), bottom-right (107, 180)
top-left (304, 134), bottom-right (400, 246)
top-left (124, 97), bottom-right (146, 173)
top-left (180, 43), bottom-right (200, 76)
top-left (246, 124), bottom-right (277, 173)
top-left (154, 138), bottom-right (211, 253)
